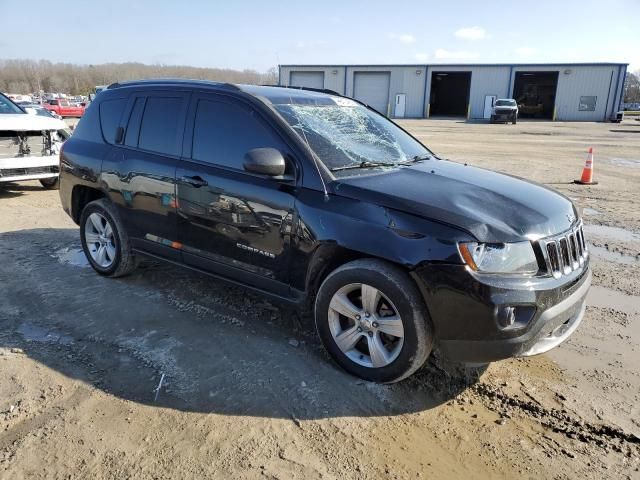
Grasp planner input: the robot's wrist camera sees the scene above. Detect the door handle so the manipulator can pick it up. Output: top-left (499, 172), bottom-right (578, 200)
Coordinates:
top-left (180, 175), bottom-right (208, 188)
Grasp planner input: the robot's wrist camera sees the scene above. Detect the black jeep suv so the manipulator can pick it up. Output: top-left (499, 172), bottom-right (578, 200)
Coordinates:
top-left (59, 80), bottom-right (591, 383)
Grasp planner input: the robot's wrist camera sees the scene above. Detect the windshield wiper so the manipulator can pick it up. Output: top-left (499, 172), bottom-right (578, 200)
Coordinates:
top-left (412, 153), bottom-right (433, 162)
top-left (330, 160), bottom-right (397, 172)
top-left (396, 153), bottom-right (433, 165)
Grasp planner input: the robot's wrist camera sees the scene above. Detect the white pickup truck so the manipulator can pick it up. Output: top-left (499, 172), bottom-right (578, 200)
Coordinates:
top-left (0, 92), bottom-right (70, 189)
top-left (490, 98), bottom-right (519, 124)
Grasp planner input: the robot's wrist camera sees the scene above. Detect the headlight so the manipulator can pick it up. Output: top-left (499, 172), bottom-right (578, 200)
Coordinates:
top-left (458, 241), bottom-right (539, 274)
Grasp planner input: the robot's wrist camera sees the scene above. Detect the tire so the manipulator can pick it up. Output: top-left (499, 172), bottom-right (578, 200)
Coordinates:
top-left (79, 198), bottom-right (138, 277)
top-left (315, 259), bottom-right (433, 383)
top-left (39, 177), bottom-right (59, 190)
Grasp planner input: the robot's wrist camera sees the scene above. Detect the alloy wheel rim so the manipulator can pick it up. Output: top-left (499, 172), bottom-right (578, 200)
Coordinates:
top-left (84, 212), bottom-right (116, 268)
top-left (328, 283), bottom-right (404, 368)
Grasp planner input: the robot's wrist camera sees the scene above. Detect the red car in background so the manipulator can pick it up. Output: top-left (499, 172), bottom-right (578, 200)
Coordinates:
top-left (44, 99), bottom-right (85, 117)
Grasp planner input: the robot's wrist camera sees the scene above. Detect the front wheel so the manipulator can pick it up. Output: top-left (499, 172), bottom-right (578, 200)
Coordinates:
top-left (39, 177), bottom-right (59, 190)
top-left (315, 259), bottom-right (433, 383)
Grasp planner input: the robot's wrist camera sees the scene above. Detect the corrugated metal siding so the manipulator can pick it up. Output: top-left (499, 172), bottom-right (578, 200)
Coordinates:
top-left (398, 67), bottom-right (427, 118)
top-left (557, 66), bottom-right (620, 121)
top-left (467, 67), bottom-right (512, 118)
top-left (280, 64), bottom-right (626, 121)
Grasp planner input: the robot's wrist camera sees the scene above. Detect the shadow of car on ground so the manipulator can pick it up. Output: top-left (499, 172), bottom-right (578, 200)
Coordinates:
top-left (0, 228), bottom-right (487, 420)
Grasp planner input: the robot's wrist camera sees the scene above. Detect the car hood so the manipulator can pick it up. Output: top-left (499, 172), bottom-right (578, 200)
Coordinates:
top-left (332, 159), bottom-right (578, 243)
top-left (0, 113), bottom-right (66, 132)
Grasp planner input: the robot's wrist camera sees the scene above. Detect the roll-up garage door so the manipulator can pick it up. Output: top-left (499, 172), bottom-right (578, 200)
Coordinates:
top-left (289, 71), bottom-right (325, 89)
top-left (353, 72), bottom-right (391, 115)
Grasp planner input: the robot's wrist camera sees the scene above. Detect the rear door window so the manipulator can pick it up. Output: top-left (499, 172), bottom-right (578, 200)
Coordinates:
top-left (191, 98), bottom-right (285, 169)
top-left (137, 95), bottom-right (187, 156)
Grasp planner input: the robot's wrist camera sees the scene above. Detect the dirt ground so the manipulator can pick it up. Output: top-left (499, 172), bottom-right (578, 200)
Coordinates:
top-left (1, 118), bottom-right (639, 480)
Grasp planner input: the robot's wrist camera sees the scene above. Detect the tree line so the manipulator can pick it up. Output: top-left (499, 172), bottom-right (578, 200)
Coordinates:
top-left (0, 59), bottom-right (278, 95)
top-left (624, 70), bottom-right (640, 103)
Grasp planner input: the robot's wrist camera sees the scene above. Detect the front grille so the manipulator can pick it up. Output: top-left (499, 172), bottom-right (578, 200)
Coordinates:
top-left (539, 222), bottom-right (587, 278)
top-left (0, 165), bottom-right (58, 177)
top-left (495, 108), bottom-right (514, 115)
top-left (0, 133), bottom-right (51, 158)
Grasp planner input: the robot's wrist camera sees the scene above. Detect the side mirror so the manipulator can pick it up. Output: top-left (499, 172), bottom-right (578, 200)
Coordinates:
top-left (243, 148), bottom-right (286, 177)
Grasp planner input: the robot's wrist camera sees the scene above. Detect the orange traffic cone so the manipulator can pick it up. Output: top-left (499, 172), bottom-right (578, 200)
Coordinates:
top-left (574, 147), bottom-right (598, 185)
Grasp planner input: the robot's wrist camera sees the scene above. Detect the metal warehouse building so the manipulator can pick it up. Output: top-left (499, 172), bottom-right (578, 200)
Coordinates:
top-left (279, 63), bottom-right (628, 121)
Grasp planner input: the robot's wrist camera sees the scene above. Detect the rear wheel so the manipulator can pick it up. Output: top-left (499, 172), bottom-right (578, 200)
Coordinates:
top-left (80, 198), bottom-right (138, 277)
top-left (315, 259), bottom-right (432, 383)
top-left (39, 177), bottom-right (59, 190)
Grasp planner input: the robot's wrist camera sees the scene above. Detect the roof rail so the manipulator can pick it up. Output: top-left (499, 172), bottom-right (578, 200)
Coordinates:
top-left (107, 79), bottom-right (241, 91)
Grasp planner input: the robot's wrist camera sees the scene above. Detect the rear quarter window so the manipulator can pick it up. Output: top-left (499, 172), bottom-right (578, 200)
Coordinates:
top-left (70, 102), bottom-right (103, 143)
top-left (99, 98), bottom-right (126, 144)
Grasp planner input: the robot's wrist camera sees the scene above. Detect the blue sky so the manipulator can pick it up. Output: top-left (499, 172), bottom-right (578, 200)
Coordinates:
top-left (1, 0), bottom-right (638, 71)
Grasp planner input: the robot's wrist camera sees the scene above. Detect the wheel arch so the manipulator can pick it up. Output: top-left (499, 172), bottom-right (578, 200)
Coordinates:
top-left (305, 244), bottom-right (365, 301)
top-left (303, 243), bottom-right (427, 315)
top-left (71, 185), bottom-right (107, 224)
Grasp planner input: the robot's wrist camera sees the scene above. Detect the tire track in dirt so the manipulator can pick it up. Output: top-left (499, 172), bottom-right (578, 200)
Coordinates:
top-left (472, 382), bottom-right (640, 456)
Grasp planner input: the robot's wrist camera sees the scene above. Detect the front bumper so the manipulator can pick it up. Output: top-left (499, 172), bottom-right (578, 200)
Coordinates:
top-left (0, 155), bottom-right (59, 183)
top-left (413, 262), bottom-right (591, 363)
top-left (491, 111), bottom-right (517, 122)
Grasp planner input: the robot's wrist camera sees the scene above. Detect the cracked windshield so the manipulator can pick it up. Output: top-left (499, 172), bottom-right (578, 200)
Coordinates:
top-left (275, 100), bottom-right (430, 171)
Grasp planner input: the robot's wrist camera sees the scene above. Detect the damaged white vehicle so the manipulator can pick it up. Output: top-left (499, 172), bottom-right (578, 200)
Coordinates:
top-left (1, 93), bottom-right (69, 189)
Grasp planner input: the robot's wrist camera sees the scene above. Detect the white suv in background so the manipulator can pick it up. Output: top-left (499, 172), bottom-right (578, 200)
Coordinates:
top-left (490, 98), bottom-right (519, 124)
top-left (0, 92), bottom-right (69, 189)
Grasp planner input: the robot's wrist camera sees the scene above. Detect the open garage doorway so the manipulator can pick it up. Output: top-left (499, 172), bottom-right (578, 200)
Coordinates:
top-left (429, 72), bottom-right (471, 117)
top-left (513, 71), bottom-right (558, 119)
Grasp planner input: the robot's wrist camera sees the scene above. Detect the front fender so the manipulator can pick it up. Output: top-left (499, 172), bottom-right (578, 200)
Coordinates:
top-left (290, 189), bottom-right (473, 291)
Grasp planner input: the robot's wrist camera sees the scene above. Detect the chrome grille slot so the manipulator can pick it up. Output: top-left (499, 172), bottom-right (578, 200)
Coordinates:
top-left (547, 242), bottom-right (561, 277)
top-left (576, 232), bottom-right (584, 265)
top-left (559, 238), bottom-right (570, 273)
top-left (575, 231), bottom-right (583, 257)
top-left (579, 228), bottom-right (587, 252)
top-left (568, 233), bottom-right (579, 268)
top-left (539, 221), bottom-right (588, 278)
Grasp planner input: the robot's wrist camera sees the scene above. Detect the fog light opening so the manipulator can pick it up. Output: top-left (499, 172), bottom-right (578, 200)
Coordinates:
top-left (496, 305), bottom-right (536, 331)
top-left (497, 306), bottom-right (516, 329)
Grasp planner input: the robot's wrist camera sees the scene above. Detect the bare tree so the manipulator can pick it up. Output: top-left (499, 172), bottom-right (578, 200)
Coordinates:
top-left (624, 70), bottom-right (640, 103)
top-left (0, 58), bottom-right (279, 95)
